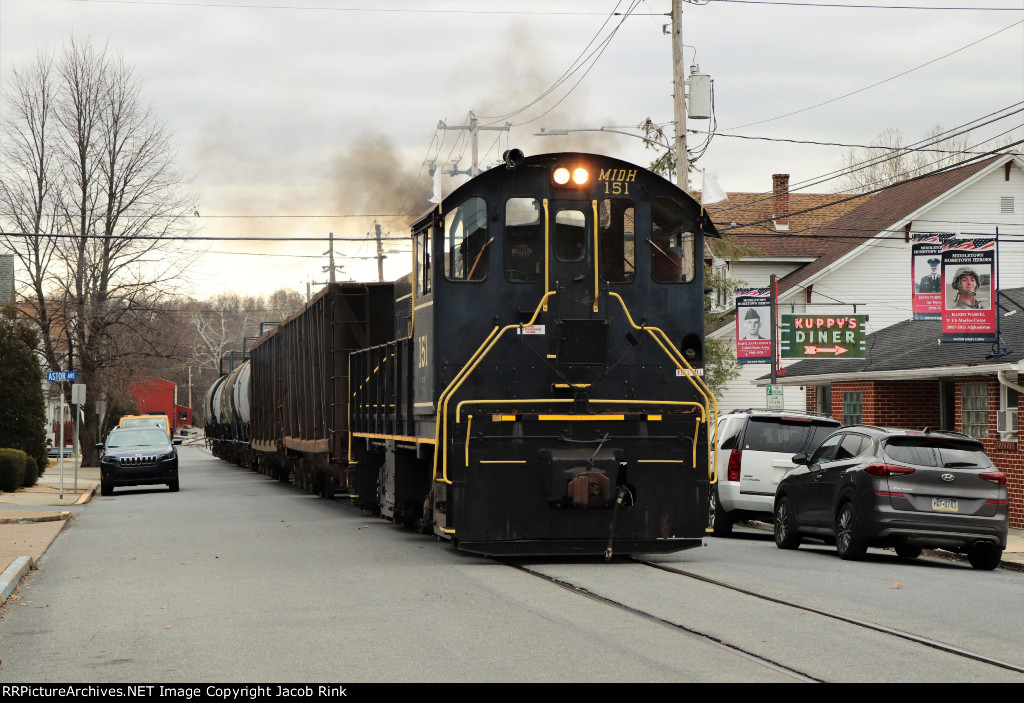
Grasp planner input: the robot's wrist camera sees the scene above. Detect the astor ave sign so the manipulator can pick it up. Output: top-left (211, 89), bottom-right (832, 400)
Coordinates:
top-left (46, 371), bottom-right (78, 382)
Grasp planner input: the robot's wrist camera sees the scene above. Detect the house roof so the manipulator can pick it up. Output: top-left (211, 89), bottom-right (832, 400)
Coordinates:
top-left (706, 155), bottom-right (1010, 338)
top-left (762, 287), bottom-right (1024, 385)
top-left (770, 155), bottom-right (1004, 297)
top-left (705, 155), bottom-right (1005, 296)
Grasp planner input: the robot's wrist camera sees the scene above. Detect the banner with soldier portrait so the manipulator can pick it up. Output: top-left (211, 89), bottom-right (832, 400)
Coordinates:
top-left (911, 233), bottom-right (953, 321)
top-left (735, 287), bottom-right (772, 365)
top-left (941, 237), bottom-right (997, 343)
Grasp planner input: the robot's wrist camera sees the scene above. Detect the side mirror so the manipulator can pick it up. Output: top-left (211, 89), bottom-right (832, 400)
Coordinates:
top-left (791, 453), bottom-right (810, 466)
top-left (173, 439), bottom-right (182, 445)
top-left (94, 443), bottom-right (105, 450)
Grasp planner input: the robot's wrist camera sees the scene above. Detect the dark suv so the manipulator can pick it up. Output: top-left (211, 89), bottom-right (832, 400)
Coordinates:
top-left (97, 427), bottom-right (181, 496)
top-left (773, 426), bottom-right (1008, 569)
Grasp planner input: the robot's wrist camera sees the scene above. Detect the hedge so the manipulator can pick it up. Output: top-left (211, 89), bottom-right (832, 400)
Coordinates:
top-left (0, 448), bottom-right (27, 493)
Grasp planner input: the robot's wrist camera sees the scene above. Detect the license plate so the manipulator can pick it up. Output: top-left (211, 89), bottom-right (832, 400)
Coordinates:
top-left (932, 497), bottom-right (958, 512)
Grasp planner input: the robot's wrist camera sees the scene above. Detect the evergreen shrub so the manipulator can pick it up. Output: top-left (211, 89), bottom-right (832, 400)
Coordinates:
top-left (0, 448), bottom-right (27, 493)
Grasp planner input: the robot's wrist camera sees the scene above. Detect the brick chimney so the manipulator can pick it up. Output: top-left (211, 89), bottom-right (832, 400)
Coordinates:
top-left (772, 174), bottom-right (790, 231)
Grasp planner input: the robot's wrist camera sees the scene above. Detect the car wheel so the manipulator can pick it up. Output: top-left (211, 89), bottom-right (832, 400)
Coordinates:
top-left (710, 487), bottom-right (734, 537)
top-left (967, 543), bottom-right (1002, 571)
top-left (835, 503), bottom-right (867, 560)
top-left (774, 496), bottom-right (801, 550)
top-left (895, 544), bottom-right (922, 560)
top-left (100, 481), bottom-right (113, 497)
top-left (168, 476), bottom-right (179, 492)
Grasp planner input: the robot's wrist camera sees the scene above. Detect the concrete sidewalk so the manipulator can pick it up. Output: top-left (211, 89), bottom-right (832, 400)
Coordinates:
top-left (0, 459), bottom-right (99, 605)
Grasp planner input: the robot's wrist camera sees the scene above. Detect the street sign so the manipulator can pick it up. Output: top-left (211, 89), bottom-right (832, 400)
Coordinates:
top-left (71, 383), bottom-right (86, 405)
top-left (46, 371), bottom-right (77, 382)
top-left (766, 384), bottom-right (785, 409)
top-left (779, 314), bottom-right (868, 359)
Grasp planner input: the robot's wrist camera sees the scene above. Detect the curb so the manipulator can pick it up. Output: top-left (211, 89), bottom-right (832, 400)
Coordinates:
top-left (0, 556), bottom-right (33, 605)
top-left (0, 510), bottom-right (72, 525)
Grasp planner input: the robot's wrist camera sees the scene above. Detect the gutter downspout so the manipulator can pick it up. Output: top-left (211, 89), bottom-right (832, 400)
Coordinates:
top-left (997, 368), bottom-right (1024, 395)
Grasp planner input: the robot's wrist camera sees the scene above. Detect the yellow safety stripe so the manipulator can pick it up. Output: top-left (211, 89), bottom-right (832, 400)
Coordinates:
top-left (592, 199), bottom-right (600, 312)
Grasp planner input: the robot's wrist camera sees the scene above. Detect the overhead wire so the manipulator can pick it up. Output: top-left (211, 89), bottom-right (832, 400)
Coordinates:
top-left (721, 18), bottom-right (1024, 131)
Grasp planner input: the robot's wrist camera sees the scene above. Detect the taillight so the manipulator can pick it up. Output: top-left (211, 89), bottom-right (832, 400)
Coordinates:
top-left (727, 449), bottom-right (742, 482)
top-left (864, 463), bottom-right (916, 477)
top-left (980, 471), bottom-right (1007, 486)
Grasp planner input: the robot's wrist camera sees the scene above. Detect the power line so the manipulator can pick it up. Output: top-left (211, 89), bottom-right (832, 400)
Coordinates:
top-left (707, 0), bottom-right (1024, 10)
top-left (720, 18), bottom-right (1024, 130)
top-left (64, 0), bottom-right (627, 15)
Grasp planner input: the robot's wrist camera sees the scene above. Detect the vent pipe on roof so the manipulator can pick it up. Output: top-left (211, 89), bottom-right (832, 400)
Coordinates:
top-left (772, 174), bottom-right (789, 231)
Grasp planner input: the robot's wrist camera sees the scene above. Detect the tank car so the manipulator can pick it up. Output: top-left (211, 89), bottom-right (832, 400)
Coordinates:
top-left (211, 150), bottom-right (720, 557)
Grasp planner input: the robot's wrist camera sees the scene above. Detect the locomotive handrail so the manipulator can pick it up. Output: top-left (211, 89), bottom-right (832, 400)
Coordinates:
top-left (432, 291), bottom-right (556, 484)
top-left (607, 292), bottom-right (719, 484)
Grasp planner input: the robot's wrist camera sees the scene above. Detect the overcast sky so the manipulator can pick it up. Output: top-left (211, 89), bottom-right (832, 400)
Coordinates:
top-left (1, 0), bottom-right (1022, 299)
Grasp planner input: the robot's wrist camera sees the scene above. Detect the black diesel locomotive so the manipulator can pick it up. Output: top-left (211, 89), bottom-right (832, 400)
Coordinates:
top-left (205, 150), bottom-right (719, 557)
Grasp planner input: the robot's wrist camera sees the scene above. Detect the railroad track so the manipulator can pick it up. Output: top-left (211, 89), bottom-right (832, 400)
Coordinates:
top-left (500, 555), bottom-right (1024, 682)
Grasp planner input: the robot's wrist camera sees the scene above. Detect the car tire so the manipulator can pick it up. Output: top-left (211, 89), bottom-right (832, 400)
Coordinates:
top-left (710, 487), bottom-right (735, 537)
top-left (774, 496), bottom-right (801, 550)
top-left (835, 503), bottom-right (867, 561)
top-left (967, 543), bottom-right (1002, 571)
top-left (100, 481), bottom-right (113, 497)
top-left (895, 544), bottom-right (922, 560)
top-left (168, 473), bottom-right (179, 492)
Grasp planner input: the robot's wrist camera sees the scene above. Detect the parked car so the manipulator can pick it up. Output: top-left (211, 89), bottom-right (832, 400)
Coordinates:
top-left (96, 427), bottom-right (181, 496)
top-left (773, 426), bottom-right (1009, 569)
top-left (119, 413), bottom-right (172, 440)
top-left (710, 409), bottom-right (841, 536)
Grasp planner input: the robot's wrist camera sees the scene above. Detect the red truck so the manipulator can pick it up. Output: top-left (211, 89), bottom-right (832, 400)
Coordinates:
top-left (129, 377), bottom-right (193, 433)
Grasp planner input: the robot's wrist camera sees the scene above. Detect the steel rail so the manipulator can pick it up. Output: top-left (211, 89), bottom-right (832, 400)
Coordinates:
top-left (632, 557), bottom-right (1024, 675)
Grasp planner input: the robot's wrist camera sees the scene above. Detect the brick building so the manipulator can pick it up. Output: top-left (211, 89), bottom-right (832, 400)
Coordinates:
top-left (769, 289), bottom-right (1024, 527)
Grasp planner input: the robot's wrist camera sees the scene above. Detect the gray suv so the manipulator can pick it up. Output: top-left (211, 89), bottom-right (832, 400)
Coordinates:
top-left (774, 426), bottom-right (1009, 569)
top-left (711, 410), bottom-right (841, 536)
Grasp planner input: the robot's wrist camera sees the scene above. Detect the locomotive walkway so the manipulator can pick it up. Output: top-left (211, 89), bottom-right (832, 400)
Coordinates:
top-left (2, 460), bottom-right (1023, 606)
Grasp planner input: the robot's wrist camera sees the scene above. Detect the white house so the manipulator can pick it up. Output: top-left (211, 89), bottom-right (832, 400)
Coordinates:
top-left (707, 154), bottom-right (1024, 414)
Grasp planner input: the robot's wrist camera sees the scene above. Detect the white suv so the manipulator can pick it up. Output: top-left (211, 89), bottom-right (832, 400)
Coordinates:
top-left (711, 410), bottom-right (841, 536)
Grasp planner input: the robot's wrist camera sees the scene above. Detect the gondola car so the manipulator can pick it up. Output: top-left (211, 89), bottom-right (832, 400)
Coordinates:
top-left (208, 150), bottom-right (719, 557)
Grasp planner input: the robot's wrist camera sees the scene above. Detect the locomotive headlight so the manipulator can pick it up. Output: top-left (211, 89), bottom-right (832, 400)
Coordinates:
top-left (572, 167), bottom-right (589, 185)
top-left (553, 167), bottom-right (571, 185)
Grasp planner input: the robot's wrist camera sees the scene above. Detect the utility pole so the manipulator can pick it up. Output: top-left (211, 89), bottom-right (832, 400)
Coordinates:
top-left (671, 0), bottom-right (688, 192)
top-left (374, 222), bottom-right (385, 282)
top-left (437, 110), bottom-right (511, 176)
top-left (322, 231), bottom-right (343, 283)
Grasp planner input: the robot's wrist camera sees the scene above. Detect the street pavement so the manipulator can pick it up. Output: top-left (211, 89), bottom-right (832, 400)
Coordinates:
top-left (2, 457), bottom-right (1024, 606)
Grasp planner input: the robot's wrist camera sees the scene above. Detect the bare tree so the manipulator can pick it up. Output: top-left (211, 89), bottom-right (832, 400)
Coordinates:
top-left (0, 37), bottom-right (197, 464)
top-left (837, 125), bottom-right (972, 193)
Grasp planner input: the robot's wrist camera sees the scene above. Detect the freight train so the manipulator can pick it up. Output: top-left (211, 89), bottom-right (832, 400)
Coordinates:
top-left (205, 150), bottom-right (719, 557)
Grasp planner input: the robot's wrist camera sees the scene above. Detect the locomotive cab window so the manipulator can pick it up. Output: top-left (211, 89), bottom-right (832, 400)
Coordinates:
top-left (554, 209), bottom-right (587, 262)
top-left (598, 198), bottom-right (635, 283)
top-left (504, 197), bottom-right (542, 283)
top-left (650, 197), bottom-right (696, 283)
top-left (415, 228), bottom-right (431, 295)
top-left (444, 196), bottom-right (490, 281)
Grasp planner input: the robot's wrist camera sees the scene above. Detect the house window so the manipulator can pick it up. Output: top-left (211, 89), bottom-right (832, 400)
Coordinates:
top-left (961, 382), bottom-right (989, 439)
top-left (843, 391), bottom-right (862, 425)
top-left (816, 386), bottom-right (832, 417)
top-left (999, 375), bottom-right (1019, 442)
top-left (713, 263), bottom-right (728, 308)
top-left (939, 381), bottom-right (955, 431)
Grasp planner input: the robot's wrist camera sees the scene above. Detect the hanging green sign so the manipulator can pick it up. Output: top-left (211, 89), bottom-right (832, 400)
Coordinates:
top-left (779, 314), bottom-right (868, 359)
